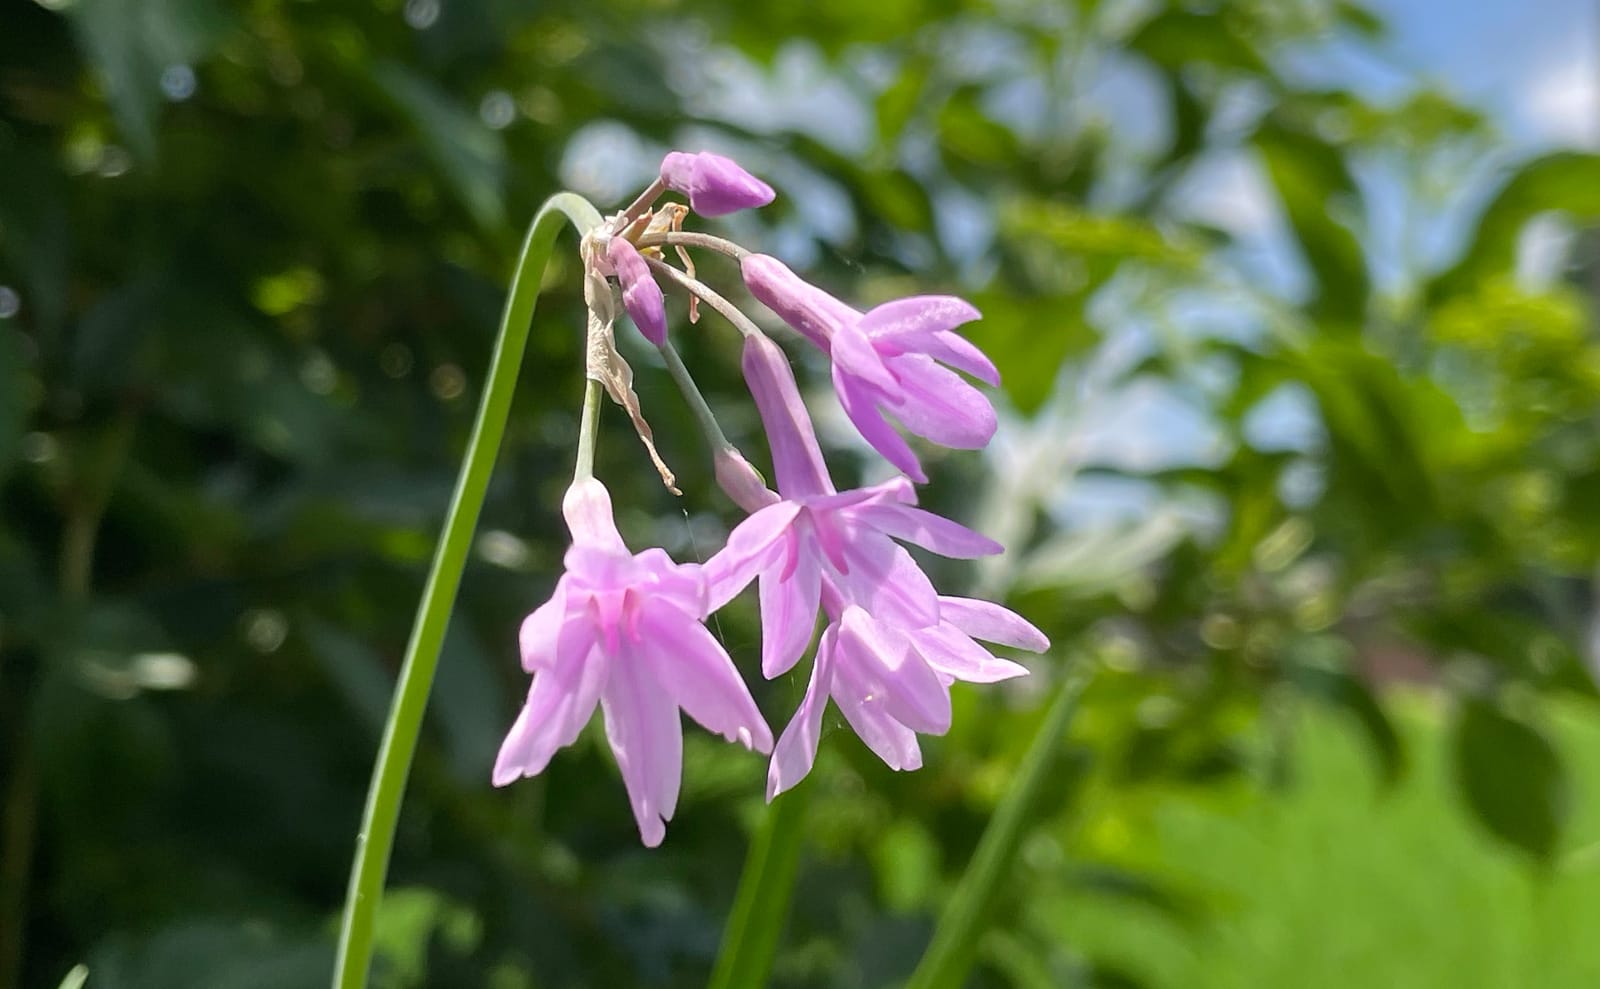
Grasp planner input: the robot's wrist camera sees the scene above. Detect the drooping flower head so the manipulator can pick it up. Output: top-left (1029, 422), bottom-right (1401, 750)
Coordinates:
top-left (499, 150), bottom-right (1046, 838)
top-left (495, 478), bottom-right (773, 845)
top-left (703, 334), bottom-right (1047, 797)
top-left (660, 151), bottom-right (776, 217)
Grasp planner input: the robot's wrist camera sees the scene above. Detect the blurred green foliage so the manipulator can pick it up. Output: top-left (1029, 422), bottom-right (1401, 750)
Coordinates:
top-left (3, 0), bottom-right (1600, 986)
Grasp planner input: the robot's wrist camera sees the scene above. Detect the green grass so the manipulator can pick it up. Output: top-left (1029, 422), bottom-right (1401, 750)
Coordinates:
top-left (1032, 693), bottom-right (1600, 988)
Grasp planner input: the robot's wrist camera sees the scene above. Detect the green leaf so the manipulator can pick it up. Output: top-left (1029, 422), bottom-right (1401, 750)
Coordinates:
top-left (1335, 0), bottom-right (1386, 37)
top-left (371, 62), bottom-right (507, 234)
top-left (0, 325), bottom-right (25, 483)
top-left (301, 616), bottom-right (393, 738)
top-left (904, 671), bottom-right (1089, 989)
top-left (1253, 124), bottom-right (1368, 324)
top-left (87, 919), bottom-right (333, 989)
top-left (55, 964), bottom-right (89, 989)
top-left (1452, 699), bottom-right (1568, 862)
top-left (371, 886), bottom-right (482, 988)
top-left (1285, 339), bottom-right (1442, 522)
top-left (1126, 11), bottom-right (1267, 73)
top-left (1287, 648), bottom-right (1404, 785)
top-left (64, 0), bottom-right (233, 160)
top-left (963, 291), bottom-right (1096, 414)
top-left (706, 788), bottom-right (809, 989)
top-left (937, 87), bottom-right (1020, 170)
top-left (433, 622), bottom-right (508, 783)
top-left (1016, 510), bottom-right (1188, 595)
top-left (0, 140), bottom-right (71, 334)
top-left (1432, 152), bottom-right (1600, 300)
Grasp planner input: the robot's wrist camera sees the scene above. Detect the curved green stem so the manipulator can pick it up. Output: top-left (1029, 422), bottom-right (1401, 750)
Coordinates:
top-left (331, 191), bottom-right (603, 989)
top-left (706, 788), bottom-right (809, 989)
top-left (903, 670), bottom-right (1090, 989)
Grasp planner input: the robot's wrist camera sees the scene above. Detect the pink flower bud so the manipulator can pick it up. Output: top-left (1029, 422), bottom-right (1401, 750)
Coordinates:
top-left (606, 237), bottom-right (667, 345)
top-left (659, 151), bottom-right (775, 217)
top-left (713, 446), bottom-right (780, 514)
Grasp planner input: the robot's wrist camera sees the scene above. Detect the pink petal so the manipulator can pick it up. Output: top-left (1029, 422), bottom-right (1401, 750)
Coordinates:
top-left (912, 624), bottom-right (1030, 683)
top-left (521, 593), bottom-right (596, 677)
top-left (703, 500), bottom-right (802, 611)
top-left (759, 539), bottom-right (821, 678)
top-left (832, 364), bottom-right (927, 483)
top-left (808, 510), bottom-right (853, 575)
top-left (641, 609), bottom-right (773, 753)
top-left (600, 651), bottom-right (683, 847)
top-left (493, 642), bottom-right (609, 785)
top-left (807, 476), bottom-right (918, 514)
top-left (924, 330), bottom-right (1001, 387)
top-left (835, 532), bottom-right (940, 627)
top-left (518, 581), bottom-right (569, 671)
top-left (937, 596), bottom-right (1050, 652)
top-left (633, 548), bottom-right (708, 616)
top-left (562, 545), bottom-right (637, 590)
top-left (858, 295), bottom-right (981, 340)
top-left (849, 502), bottom-right (1003, 559)
top-left (838, 607), bottom-right (951, 734)
top-left (742, 334), bottom-right (835, 498)
top-left (831, 325), bottom-right (903, 401)
top-left (831, 658), bottom-right (923, 772)
top-left (767, 623), bottom-right (839, 799)
top-left (563, 478), bottom-right (628, 553)
top-left (886, 354), bottom-right (998, 449)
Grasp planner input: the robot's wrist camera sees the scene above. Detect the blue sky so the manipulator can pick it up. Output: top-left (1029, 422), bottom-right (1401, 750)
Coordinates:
top-left (1375, 0), bottom-right (1596, 149)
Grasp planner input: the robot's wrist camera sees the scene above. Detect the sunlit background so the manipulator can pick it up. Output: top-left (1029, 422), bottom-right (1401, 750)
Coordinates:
top-left (3, 0), bottom-right (1600, 986)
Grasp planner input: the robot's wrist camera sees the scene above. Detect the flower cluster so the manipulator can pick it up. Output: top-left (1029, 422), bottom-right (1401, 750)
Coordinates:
top-left (495, 151), bottom-right (1047, 845)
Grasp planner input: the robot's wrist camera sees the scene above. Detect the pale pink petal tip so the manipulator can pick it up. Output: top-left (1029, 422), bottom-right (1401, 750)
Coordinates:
top-left (561, 478), bottom-right (627, 552)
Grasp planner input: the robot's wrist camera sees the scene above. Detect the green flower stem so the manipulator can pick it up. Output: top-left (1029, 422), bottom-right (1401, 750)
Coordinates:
top-left (331, 191), bottom-right (604, 989)
top-left (904, 670), bottom-right (1090, 989)
top-left (707, 788), bottom-right (809, 989)
top-left (574, 376), bottom-right (604, 482)
top-left (659, 341), bottom-right (733, 454)
top-left (642, 256), bottom-right (761, 338)
top-left (637, 229), bottom-right (750, 261)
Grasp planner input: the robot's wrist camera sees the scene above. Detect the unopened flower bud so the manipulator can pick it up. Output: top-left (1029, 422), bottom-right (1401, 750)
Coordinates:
top-left (606, 237), bottom-right (667, 345)
top-left (713, 446), bottom-right (780, 514)
top-left (659, 151), bottom-right (775, 217)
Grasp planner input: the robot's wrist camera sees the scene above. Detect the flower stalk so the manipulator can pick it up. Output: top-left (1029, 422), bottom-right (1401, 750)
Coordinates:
top-left (331, 191), bottom-right (604, 989)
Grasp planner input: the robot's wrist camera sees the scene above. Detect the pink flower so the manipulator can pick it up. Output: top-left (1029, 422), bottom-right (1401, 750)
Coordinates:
top-left (606, 236), bottom-right (667, 345)
top-left (771, 599), bottom-right (1045, 793)
top-left (494, 478), bottom-right (773, 846)
top-left (741, 254), bottom-right (1000, 483)
top-left (659, 151), bottom-right (776, 217)
top-left (703, 334), bottom-right (1045, 796)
